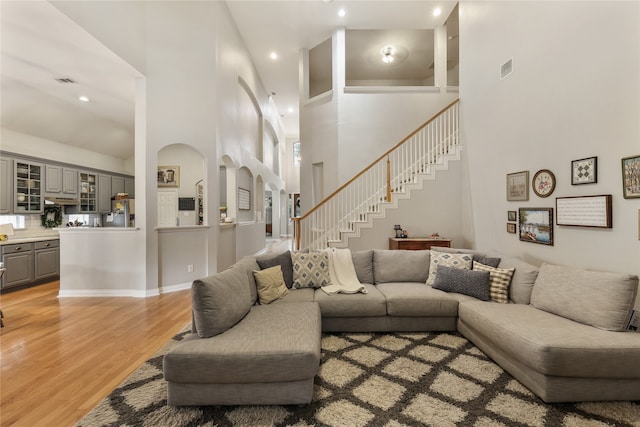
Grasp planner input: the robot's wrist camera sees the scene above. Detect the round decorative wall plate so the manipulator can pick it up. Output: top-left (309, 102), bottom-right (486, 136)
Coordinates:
top-left (532, 169), bottom-right (556, 198)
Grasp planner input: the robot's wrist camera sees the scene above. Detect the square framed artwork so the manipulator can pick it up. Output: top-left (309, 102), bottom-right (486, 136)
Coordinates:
top-left (157, 166), bottom-right (180, 187)
top-left (507, 223), bottom-right (516, 234)
top-left (507, 210), bottom-right (517, 221)
top-left (506, 171), bottom-right (529, 201)
top-left (519, 207), bottom-right (553, 246)
top-left (571, 156), bottom-right (597, 185)
top-left (622, 155), bottom-right (640, 199)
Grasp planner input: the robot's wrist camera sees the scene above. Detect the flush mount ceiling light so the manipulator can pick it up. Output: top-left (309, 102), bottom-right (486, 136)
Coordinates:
top-left (381, 46), bottom-right (394, 64)
top-left (78, 95), bottom-right (90, 102)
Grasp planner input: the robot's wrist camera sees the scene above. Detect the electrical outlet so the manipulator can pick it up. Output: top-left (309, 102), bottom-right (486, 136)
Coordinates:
top-left (187, 264), bottom-right (194, 273)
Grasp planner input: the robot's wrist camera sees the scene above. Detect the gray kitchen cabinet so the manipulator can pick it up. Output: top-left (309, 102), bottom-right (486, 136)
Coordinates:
top-left (112, 176), bottom-right (125, 195)
top-left (1, 243), bottom-right (34, 289)
top-left (124, 177), bottom-right (134, 197)
top-left (14, 160), bottom-right (43, 213)
top-left (98, 174), bottom-right (112, 213)
top-left (78, 171), bottom-right (97, 213)
top-left (1, 239), bottom-right (60, 291)
top-left (0, 158), bottom-right (12, 214)
top-left (34, 240), bottom-right (59, 282)
top-left (45, 165), bottom-right (78, 196)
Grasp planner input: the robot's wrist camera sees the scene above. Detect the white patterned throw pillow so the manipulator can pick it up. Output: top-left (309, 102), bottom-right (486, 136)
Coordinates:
top-left (292, 251), bottom-right (331, 289)
top-left (473, 261), bottom-right (515, 304)
top-left (426, 251), bottom-right (473, 286)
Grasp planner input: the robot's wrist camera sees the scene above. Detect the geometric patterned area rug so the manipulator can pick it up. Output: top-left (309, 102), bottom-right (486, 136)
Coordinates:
top-left (75, 325), bottom-right (640, 427)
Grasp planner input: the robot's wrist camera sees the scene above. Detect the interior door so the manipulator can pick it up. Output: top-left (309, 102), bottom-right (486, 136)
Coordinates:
top-left (158, 190), bottom-right (178, 227)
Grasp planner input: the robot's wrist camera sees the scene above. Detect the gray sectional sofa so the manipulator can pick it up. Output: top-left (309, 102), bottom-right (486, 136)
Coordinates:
top-left (163, 247), bottom-right (640, 405)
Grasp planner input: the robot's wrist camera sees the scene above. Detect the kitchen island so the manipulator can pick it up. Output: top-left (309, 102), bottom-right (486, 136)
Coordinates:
top-left (56, 227), bottom-right (149, 297)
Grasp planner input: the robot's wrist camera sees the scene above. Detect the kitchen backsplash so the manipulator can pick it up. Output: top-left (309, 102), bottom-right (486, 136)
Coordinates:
top-left (0, 213), bottom-right (101, 239)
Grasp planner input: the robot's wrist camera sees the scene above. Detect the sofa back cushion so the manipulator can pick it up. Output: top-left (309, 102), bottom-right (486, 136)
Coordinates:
top-left (191, 262), bottom-right (253, 338)
top-left (530, 263), bottom-right (639, 331)
top-left (236, 256), bottom-right (260, 304)
top-left (373, 249), bottom-right (430, 283)
top-left (256, 251), bottom-right (294, 289)
top-left (352, 250), bottom-right (374, 284)
top-left (491, 254), bottom-right (539, 304)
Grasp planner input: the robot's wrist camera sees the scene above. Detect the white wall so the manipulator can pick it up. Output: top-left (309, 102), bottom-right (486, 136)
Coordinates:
top-left (460, 1), bottom-right (640, 284)
top-left (299, 27), bottom-right (458, 215)
top-left (52, 1), bottom-right (289, 293)
top-left (348, 157), bottom-right (464, 251)
top-left (1, 129), bottom-right (132, 175)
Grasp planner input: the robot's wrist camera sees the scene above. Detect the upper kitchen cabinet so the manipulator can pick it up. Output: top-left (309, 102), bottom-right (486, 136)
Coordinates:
top-left (14, 160), bottom-right (43, 213)
top-left (45, 165), bottom-right (77, 197)
top-left (0, 158), bottom-right (12, 214)
top-left (78, 171), bottom-right (97, 213)
top-left (124, 177), bottom-right (134, 198)
top-left (112, 176), bottom-right (125, 195)
top-left (98, 174), bottom-right (112, 213)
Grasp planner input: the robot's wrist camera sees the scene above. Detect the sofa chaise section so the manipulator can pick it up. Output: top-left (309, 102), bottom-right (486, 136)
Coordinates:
top-left (164, 302), bottom-right (321, 405)
top-left (458, 301), bottom-right (640, 402)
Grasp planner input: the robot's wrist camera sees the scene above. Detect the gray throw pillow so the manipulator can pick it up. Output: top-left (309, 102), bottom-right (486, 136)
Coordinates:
top-left (432, 265), bottom-right (491, 301)
top-left (474, 256), bottom-right (501, 268)
top-left (191, 264), bottom-right (253, 338)
top-left (256, 250), bottom-right (294, 289)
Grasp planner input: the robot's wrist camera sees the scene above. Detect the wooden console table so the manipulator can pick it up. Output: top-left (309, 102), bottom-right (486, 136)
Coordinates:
top-left (388, 237), bottom-right (451, 251)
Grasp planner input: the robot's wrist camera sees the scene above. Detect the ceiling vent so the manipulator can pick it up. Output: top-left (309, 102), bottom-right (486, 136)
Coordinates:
top-left (55, 78), bottom-right (77, 84)
top-left (500, 58), bottom-right (513, 80)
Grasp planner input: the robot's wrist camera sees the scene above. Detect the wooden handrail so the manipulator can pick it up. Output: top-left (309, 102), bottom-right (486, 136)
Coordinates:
top-left (296, 98), bottom-right (460, 221)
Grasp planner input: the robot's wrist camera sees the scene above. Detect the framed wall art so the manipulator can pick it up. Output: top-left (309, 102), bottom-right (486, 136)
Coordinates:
top-left (622, 155), bottom-right (640, 199)
top-left (556, 195), bottom-right (612, 228)
top-left (519, 207), bottom-right (553, 246)
top-left (507, 210), bottom-right (517, 221)
top-left (507, 223), bottom-right (516, 234)
top-left (157, 166), bottom-right (180, 187)
top-left (571, 156), bottom-right (597, 185)
top-left (506, 171), bottom-right (529, 201)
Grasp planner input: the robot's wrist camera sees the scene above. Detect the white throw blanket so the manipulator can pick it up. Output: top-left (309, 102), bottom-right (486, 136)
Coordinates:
top-left (322, 248), bottom-right (368, 295)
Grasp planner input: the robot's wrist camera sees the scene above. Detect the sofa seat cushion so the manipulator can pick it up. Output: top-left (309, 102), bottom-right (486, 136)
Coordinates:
top-left (313, 283), bottom-right (386, 317)
top-left (164, 302), bottom-right (321, 384)
top-left (376, 283), bottom-right (459, 317)
top-left (272, 287), bottom-right (315, 303)
top-left (458, 301), bottom-right (640, 379)
top-left (530, 263), bottom-right (638, 331)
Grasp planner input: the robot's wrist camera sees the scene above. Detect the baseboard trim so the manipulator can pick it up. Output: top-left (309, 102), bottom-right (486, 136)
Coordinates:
top-left (159, 282), bottom-right (191, 294)
top-left (58, 283), bottom-right (191, 298)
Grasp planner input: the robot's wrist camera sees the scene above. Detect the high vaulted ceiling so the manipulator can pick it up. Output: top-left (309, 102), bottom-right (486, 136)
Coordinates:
top-left (0, 1), bottom-right (456, 160)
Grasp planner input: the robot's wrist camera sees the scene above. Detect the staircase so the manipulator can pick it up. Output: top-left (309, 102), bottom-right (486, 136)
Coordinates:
top-left (293, 99), bottom-right (461, 251)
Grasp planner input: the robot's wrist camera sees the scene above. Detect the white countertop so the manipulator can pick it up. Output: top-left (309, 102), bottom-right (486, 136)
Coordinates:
top-left (0, 235), bottom-right (59, 245)
top-left (56, 227), bottom-right (140, 233)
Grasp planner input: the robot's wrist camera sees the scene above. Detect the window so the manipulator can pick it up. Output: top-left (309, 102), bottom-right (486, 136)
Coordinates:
top-left (0, 215), bottom-right (26, 229)
top-left (293, 142), bottom-right (301, 166)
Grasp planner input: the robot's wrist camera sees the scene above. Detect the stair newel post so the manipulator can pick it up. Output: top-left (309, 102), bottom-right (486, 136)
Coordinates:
top-left (292, 217), bottom-right (301, 250)
top-left (386, 156), bottom-right (391, 202)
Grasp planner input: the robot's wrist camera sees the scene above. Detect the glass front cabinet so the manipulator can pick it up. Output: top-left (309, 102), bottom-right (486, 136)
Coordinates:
top-left (14, 161), bottom-right (43, 213)
top-left (78, 171), bottom-right (97, 213)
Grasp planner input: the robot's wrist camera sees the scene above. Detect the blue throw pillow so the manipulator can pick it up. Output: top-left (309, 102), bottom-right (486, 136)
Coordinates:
top-left (432, 265), bottom-right (491, 301)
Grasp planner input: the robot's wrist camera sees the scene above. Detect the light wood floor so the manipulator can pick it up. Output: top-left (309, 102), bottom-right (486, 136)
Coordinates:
top-left (0, 281), bottom-right (192, 427)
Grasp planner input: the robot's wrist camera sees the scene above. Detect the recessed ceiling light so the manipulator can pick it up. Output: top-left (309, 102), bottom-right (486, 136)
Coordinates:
top-left (270, 52), bottom-right (278, 60)
top-left (338, 8), bottom-right (346, 17)
top-left (78, 96), bottom-right (90, 102)
top-left (433, 8), bottom-right (442, 17)
top-left (288, 107), bottom-right (294, 113)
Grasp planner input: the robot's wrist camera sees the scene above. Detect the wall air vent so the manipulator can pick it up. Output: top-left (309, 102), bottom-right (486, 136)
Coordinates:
top-left (55, 78), bottom-right (77, 84)
top-left (500, 58), bottom-right (513, 80)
